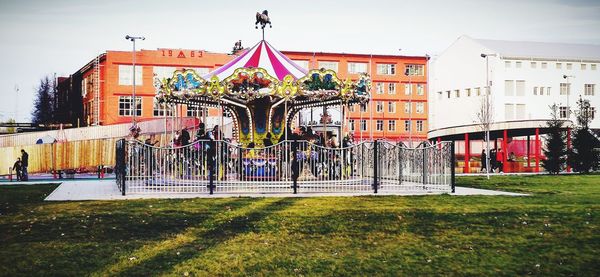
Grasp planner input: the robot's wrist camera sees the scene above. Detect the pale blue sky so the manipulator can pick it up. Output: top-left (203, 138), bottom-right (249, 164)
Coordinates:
top-left (1, 0), bottom-right (599, 122)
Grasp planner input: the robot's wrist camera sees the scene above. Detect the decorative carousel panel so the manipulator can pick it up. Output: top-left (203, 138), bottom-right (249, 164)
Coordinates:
top-left (297, 69), bottom-right (342, 100)
top-left (223, 67), bottom-right (279, 102)
top-left (167, 69), bottom-right (207, 98)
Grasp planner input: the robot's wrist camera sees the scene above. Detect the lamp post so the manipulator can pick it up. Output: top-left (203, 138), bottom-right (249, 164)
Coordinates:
top-left (404, 67), bottom-right (413, 147)
top-left (480, 53), bottom-right (496, 179)
top-left (125, 35), bottom-right (145, 125)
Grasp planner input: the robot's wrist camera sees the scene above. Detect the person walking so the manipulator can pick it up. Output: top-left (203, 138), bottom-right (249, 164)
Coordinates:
top-left (480, 149), bottom-right (487, 173)
top-left (20, 149), bottom-right (29, 181)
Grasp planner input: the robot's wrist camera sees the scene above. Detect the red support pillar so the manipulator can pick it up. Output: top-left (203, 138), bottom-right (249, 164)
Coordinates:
top-left (503, 130), bottom-right (508, 173)
top-left (526, 135), bottom-right (531, 168)
top-left (464, 133), bottom-right (470, 173)
top-left (567, 128), bottom-right (572, 173)
top-left (535, 128), bottom-right (540, 173)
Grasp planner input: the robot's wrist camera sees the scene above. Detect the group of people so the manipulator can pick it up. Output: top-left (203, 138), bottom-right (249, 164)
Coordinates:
top-left (12, 149), bottom-right (29, 181)
top-left (480, 148), bottom-right (517, 173)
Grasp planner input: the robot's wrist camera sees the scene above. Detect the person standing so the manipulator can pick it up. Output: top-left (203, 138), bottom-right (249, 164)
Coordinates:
top-left (13, 158), bottom-right (22, 181)
top-left (20, 149), bottom-right (29, 181)
top-left (480, 149), bottom-right (487, 173)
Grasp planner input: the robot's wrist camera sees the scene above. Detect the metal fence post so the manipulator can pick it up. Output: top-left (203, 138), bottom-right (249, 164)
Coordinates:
top-left (423, 146), bottom-right (427, 185)
top-left (398, 142), bottom-right (402, 186)
top-left (373, 140), bottom-right (378, 193)
top-left (116, 139), bottom-right (126, 196)
top-left (451, 141), bottom-right (456, 193)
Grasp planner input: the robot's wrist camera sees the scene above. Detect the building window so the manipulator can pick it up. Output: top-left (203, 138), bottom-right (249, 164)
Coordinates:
top-left (119, 96), bottom-right (142, 116)
top-left (376, 120), bottom-right (383, 131)
top-left (516, 80), bottom-right (525, 96)
top-left (153, 99), bottom-right (173, 117)
top-left (581, 64), bottom-right (587, 70)
top-left (360, 120), bottom-right (367, 131)
top-left (388, 101), bottom-right (396, 113)
top-left (559, 106), bottom-right (569, 119)
top-left (376, 83), bottom-right (384, 94)
top-left (585, 84), bottom-right (595, 96)
top-left (153, 66), bottom-right (178, 80)
top-left (505, 80), bottom-right (514, 96)
top-left (118, 65), bottom-right (143, 86)
top-left (505, 61), bottom-right (511, 68)
top-left (505, 104), bottom-right (515, 120)
top-left (533, 87), bottom-right (538, 95)
top-left (404, 102), bottom-right (411, 113)
top-left (348, 62), bottom-right (367, 74)
top-left (416, 103), bottom-right (424, 114)
top-left (318, 61), bottom-right (338, 71)
top-left (404, 84), bottom-right (412, 95)
top-left (81, 77), bottom-right (88, 97)
top-left (446, 91), bottom-right (451, 98)
top-left (531, 62), bottom-right (537, 68)
top-left (541, 62), bottom-right (547, 69)
top-left (404, 120), bottom-right (411, 132)
top-left (186, 106), bottom-right (204, 117)
top-left (475, 87), bottom-right (481, 96)
top-left (592, 64), bottom-right (597, 70)
top-left (292, 60), bottom-right (310, 71)
top-left (360, 104), bottom-right (367, 112)
top-left (515, 61), bottom-right (522, 68)
top-left (516, 104), bottom-right (526, 119)
top-left (349, 119), bottom-right (355, 131)
top-left (465, 88), bottom-right (471, 97)
top-left (388, 120), bottom-right (396, 131)
top-left (349, 104), bottom-right (355, 112)
top-left (455, 89), bottom-right (460, 98)
top-left (547, 87), bottom-right (551, 95)
top-left (376, 64), bottom-right (396, 75)
top-left (560, 83), bottom-right (570, 95)
top-left (388, 83), bottom-right (396, 94)
top-left (556, 63), bottom-right (562, 69)
top-left (566, 63), bottom-right (572, 70)
top-left (417, 84), bottom-right (424, 95)
top-left (539, 87), bottom-right (544, 95)
top-left (376, 101), bottom-right (383, 113)
top-left (416, 120), bottom-right (424, 132)
top-left (405, 64), bottom-right (424, 76)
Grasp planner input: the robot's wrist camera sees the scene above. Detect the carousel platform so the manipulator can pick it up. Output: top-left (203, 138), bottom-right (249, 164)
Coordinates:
top-left (44, 179), bottom-right (527, 201)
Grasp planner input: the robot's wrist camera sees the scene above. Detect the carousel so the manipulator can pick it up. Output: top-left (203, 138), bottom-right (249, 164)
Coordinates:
top-left (153, 13), bottom-right (370, 146)
top-left (115, 11), bottom-right (454, 196)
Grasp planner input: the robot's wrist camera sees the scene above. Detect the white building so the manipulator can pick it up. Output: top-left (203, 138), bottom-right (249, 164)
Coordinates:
top-left (428, 35), bottom-right (600, 172)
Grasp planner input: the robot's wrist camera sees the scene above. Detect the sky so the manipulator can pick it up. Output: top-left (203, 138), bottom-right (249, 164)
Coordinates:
top-left (0, 0), bottom-right (599, 122)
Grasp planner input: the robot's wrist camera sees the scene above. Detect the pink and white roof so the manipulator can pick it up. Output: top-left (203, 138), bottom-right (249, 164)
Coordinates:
top-left (203, 40), bottom-right (307, 81)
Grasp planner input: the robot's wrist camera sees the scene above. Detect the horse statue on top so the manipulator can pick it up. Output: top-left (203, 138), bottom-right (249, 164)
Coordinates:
top-left (255, 10), bottom-right (272, 29)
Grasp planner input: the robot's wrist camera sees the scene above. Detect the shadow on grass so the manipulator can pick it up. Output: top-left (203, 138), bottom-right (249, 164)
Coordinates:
top-left (112, 198), bottom-right (297, 276)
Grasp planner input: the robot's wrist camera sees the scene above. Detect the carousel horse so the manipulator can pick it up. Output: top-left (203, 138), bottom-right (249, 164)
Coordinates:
top-left (255, 10), bottom-right (272, 29)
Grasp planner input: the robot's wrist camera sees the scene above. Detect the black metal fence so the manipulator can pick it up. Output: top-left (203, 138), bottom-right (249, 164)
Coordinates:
top-left (114, 139), bottom-right (455, 195)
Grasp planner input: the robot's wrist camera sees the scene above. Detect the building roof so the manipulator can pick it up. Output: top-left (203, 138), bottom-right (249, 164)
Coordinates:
top-left (474, 37), bottom-right (600, 61)
top-left (203, 40), bottom-right (307, 81)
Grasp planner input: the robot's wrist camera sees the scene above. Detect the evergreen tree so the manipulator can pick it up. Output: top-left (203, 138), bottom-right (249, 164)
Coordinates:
top-left (567, 97), bottom-right (600, 173)
top-left (542, 105), bottom-right (566, 174)
top-left (31, 76), bottom-right (55, 125)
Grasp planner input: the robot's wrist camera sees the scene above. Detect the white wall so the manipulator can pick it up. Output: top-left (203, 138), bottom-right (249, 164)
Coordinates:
top-left (430, 36), bottom-right (600, 137)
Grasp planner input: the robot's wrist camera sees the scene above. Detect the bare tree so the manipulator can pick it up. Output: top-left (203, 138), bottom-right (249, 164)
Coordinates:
top-left (475, 88), bottom-right (494, 178)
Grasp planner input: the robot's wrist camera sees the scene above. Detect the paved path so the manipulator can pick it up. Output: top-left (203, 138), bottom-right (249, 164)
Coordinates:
top-left (44, 180), bottom-right (527, 201)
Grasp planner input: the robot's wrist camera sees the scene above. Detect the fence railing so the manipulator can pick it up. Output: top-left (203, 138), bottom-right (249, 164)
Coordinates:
top-left (115, 139), bottom-right (455, 195)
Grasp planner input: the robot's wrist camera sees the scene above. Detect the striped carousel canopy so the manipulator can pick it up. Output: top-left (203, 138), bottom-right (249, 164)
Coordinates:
top-left (203, 40), bottom-right (307, 81)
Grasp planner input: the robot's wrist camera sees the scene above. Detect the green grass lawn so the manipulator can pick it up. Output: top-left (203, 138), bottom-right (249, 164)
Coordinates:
top-left (0, 176), bottom-right (598, 276)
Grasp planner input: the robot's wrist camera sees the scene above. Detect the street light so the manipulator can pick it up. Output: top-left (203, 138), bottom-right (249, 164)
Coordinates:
top-left (404, 66), bottom-right (413, 147)
top-left (125, 35), bottom-right (145, 125)
top-left (481, 53), bottom-right (497, 179)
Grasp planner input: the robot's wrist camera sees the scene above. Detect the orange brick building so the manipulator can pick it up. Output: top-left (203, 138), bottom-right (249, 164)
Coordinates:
top-left (58, 45), bottom-right (428, 142)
